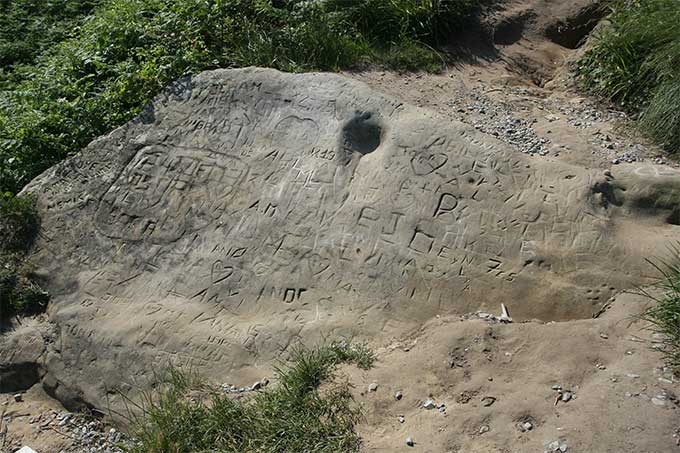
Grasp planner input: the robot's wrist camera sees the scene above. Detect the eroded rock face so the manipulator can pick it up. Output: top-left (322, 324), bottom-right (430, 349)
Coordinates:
top-left (19, 68), bottom-right (680, 409)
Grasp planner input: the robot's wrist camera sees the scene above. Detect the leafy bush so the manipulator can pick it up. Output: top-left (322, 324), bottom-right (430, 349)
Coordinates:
top-left (0, 0), bottom-right (480, 194)
top-left (325, 0), bottom-right (477, 46)
top-left (641, 244), bottom-right (680, 374)
top-left (0, 194), bottom-right (48, 318)
top-left (124, 342), bottom-right (375, 452)
top-left (0, 192), bottom-right (39, 253)
top-left (0, 0), bottom-right (101, 82)
top-left (578, 0), bottom-right (680, 153)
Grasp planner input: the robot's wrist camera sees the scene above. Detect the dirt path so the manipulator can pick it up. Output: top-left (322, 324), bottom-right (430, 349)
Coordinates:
top-left (348, 292), bottom-right (679, 452)
top-left (341, 6), bottom-right (680, 451)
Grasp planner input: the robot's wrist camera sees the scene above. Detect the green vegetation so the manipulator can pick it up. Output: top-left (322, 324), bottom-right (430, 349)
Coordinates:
top-left (123, 341), bottom-right (376, 452)
top-left (578, 0), bottom-right (680, 153)
top-left (0, 193), bottom-right (48, 319)
top-left (0, 0), bottom-right (101, 84)
top-left (0, 0), bottom-right (479, 195)
top-left (641, 245), bottom-right (680, 374)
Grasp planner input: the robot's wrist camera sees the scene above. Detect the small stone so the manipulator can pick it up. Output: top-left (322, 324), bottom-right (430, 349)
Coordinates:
top-left (395, 391), bottom-right (403, 400)
top-left (599, 333), bottom-right (608, 339)
top-left (15, 447), bottom-right (38, 453)
top-left (406, 436), bottom-right (415, 447)
top-left (548, 440), bottom-right (560, 451)
top-left (368, 383), bottom-right (378, 392)
top-left (13, 394), bottom-right (22, 403)
top-left (423, 399), bottom-right (436, 410)
top-left (561, 392), bottom-right (572, 402)
top-left (251, 381), bottom-right (262, 391)
top-left (626, 373), bottom-right (640, 379)
top-left (487, 376), bottom-right (493, 382)
top-left (481, 396), bottom-right (496, 407)
top-left (651, 397), bottom-right (666, 406)
top-left (520, 421), bottom-right (533, 432)
top-left (658, 378), bottom-right (673, 384)
top-left (479, 425), bottom-right (490, 434)
top-left (398, 415), bottom-right (405, 424)
top-left (551, 384), bottom-right (562, 391)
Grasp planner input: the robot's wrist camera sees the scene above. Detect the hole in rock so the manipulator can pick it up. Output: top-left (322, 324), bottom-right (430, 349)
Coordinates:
top-left (0, 362), bottom-right (41, 392)
top-left (545, 4), bottom-right (606, 49)
top-left (341, 112), bottom-right (382, 156)
top-left (493, 12), bottom-right (533, 46)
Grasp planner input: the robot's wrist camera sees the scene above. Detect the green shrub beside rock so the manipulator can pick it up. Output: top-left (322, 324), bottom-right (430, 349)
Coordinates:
top-left (0, 193), bottom-right (48, 318)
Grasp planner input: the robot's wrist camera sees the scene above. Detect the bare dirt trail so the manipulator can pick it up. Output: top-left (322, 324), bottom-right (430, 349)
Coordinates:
top-left (349, 292), bottom-right (679, 452)
top-left (342, 2), bottom-right (680, 451)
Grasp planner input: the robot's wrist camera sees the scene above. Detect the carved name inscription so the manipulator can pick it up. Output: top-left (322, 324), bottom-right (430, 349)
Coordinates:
top-left (25, 68), bottom-right (657, 410)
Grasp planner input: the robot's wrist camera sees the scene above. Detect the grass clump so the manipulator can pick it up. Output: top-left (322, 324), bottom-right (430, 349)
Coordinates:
top-left (0, 0), bottom-right (481, 194)
top-left (578, 0), bottom-right (680, 153)
top-left (123, 341), bottom-right (375, 452)
top-left (640, 244), bottom-right (680, 374)
top-left (0, 193), bottom-right (48, 319)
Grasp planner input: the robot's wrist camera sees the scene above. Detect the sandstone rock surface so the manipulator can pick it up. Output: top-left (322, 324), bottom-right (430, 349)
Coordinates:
top-left (16, 68), bottom-right (680, 409)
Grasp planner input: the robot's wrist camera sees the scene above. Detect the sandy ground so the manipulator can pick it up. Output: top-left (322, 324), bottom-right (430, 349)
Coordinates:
top-left (349, 292), bottom-right (679, 452)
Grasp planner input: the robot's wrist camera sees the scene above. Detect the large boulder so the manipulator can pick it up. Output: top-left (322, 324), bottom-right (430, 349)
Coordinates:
top-left (16, 68), bottom-right (680, 409)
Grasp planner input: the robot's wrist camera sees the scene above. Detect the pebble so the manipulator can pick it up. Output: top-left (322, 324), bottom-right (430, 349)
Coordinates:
top-left (368, 382), bottom-right (378, 392)
top-left (552, 384), bottom-right (562, 391)
top-left (423, 399), bottom-right (436, 410)
top-left (13, 394), bottom-right (22, 402)
top-left (15, 447), bottom-right (38, 453)
top-left (406, 436), bottom-right (415, 447)
top-left (19, 409), bottom-right (131, 452)
top-left (626, 373), bottom-right (640, 379)
top-left (561, 392), bottom-right (572, 403)
top-left (398, 415), bottom-right (405, 424)
top-left (479, 425), bottom-right (490, 434)
top-left (481, 396), bottom-right (496, 407)
top-left (546, 440), bottom-right (568, 452)
top-left (395, 391), bottom-right (403, 400)
top-left (652, 397), bottom-right (666, 406)
top-left (520, 421), bottom-right (533, 432)
top-left (600, 333), bottom-right (609, 339)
